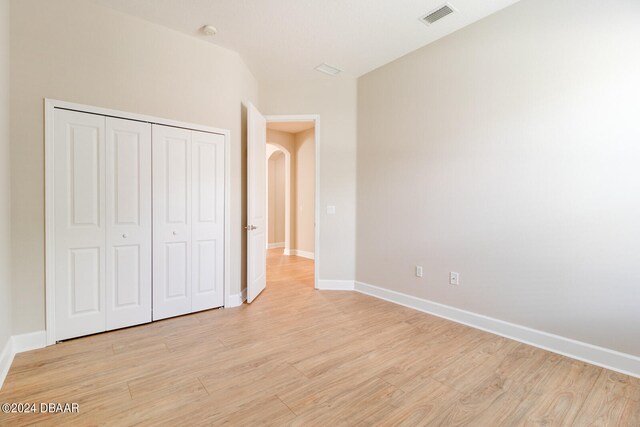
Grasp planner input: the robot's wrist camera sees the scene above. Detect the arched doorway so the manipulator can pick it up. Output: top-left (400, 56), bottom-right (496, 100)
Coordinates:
top-left (266, 143), bottom-right (292, 255)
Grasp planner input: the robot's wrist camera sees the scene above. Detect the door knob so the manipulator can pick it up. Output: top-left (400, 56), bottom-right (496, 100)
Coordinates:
top-left (244, 225), bottom-right (257, 231)
top-left (122, 233), bottom-right (128, 239)
top-left (172, 231), bottom-right (177, 236)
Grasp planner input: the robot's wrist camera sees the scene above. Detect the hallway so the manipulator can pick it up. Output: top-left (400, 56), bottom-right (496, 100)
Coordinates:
top-left (266, 248), bottom-right (314, 291)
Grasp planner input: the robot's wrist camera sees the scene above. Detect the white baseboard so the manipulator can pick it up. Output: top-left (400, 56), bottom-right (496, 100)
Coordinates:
top-left (227, 288), bottom-right (247, 308)
top-left (283, 248), bottom-right (291, 256)
top-left (317, 279), bottom-right (354, 291)
top-left (0, 337), bottom-right (13, 389)
top-left (267, 242), bottom-right (285, 249)
top-left (0, 330), bottom-right (47, 389)
top-left (355, 281), bottom-right (640, 378)
top-left (12, 331), bottom-right (47, 353)
top-left (290, 250), bottom-right (315, 260)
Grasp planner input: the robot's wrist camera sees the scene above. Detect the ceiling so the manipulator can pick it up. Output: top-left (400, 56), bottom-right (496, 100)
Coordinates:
top-left (267, 121), bottom-right (315, 134)
top-left (93, 0), bottom-right (520, 81)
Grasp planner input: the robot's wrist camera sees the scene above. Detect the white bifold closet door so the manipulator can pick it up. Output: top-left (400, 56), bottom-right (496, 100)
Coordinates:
top-left (105, 117), bottom-right (152, 330)
top-left (152, 124), bottom-right (225, 320)
top-left (54, 109), bottom-right (152, 341)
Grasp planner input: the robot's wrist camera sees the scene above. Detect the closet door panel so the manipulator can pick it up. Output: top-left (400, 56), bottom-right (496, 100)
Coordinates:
top-left (191, 131), bottom-right (225, 311)
top-left (153, 125), bottom-right (192, 320)
top-left (54, 109), bottom-right (107, 341)
top-left (105, 117), bottom-right (152, 330)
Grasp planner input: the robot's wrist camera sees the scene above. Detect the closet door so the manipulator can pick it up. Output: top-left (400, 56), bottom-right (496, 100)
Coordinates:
top-left (191, 131), bottom-right (225, 311)
top-left (105, 117), bottom-right (152, 330)
top-left (152, 125), bottom-right (192, 320)
top-left (54, 109), bottom-right (106, 341)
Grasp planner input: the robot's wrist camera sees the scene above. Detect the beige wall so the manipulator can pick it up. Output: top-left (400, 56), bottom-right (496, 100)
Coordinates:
top-left (266, 129), bottom-right (296, 154)
top-left (294, 129), bottom-right (315, 253)
top-left (267, 129), bottom-right (296, 251)
top-left (268, 152), bottom-right (286, 244)
top-left (357, 0), bottom-right (640, 356)
top-left (10, 0), bottom-right (258, 334)
top-left (260, 80), bottom-right (357, 281)
top-left (266, 127), bottom-right (316, 254)
top-left (0, 0), bottom-right (12, 353)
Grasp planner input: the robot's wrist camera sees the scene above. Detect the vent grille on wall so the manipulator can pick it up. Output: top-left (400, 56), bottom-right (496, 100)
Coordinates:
top-left (420, 4), bottom-right (455, 25)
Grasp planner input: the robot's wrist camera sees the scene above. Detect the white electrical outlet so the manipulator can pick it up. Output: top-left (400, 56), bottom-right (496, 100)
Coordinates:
top-left (449, 272), bottom-right (459, 285)
top-left (415, 266), bottom-right (423, 278)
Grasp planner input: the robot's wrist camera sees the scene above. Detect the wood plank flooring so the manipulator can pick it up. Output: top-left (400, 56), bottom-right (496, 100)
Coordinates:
top-left (1, 248), bottom-right (639, 426)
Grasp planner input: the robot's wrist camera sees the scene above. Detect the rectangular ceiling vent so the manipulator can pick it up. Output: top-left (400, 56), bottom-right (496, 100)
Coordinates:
top-left (315, 63), bottom-right (342, 76)
top-left (420, 4), bottom-right (455, 25)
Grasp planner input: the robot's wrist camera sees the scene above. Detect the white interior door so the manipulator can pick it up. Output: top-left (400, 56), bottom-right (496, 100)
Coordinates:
top-left (191, 130), bottom-right (225, 311)
top-left (54, 109), bottom-right (107, 341)
top-left (152, 124), bottom-right (192, 320)
top-left (105, 117), bottom-right (152, 330)
top-left (247, 103), bottom-right (267, 303)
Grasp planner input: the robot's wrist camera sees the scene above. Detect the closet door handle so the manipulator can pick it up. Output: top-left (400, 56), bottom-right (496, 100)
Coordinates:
top-left (172, 231), bottom-right (178, 236)
top-left (122, 233), bottom-right (128, 239)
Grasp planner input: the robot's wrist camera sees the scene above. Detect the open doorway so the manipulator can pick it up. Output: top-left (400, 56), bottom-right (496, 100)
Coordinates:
top-left (245, 105), bottom-right (319, 303)
top-left (265, 119), bottom-right (317, 290)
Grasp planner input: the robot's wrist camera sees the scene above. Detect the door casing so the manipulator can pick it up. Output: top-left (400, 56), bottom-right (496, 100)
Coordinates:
top-left (264, 114), bottom-right (321, 291)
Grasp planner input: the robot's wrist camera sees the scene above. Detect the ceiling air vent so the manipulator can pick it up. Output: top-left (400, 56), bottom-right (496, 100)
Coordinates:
top-left (420, 4), bottom-right (455, 25)
top-left (315, 63), bottom-right (342, 76)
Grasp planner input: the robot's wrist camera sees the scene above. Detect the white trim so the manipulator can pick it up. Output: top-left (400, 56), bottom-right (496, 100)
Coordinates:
top-left (0, 337), bottom-right (13, 389)
top-left (267, 242), bottom-right (285, 249)
top-left (290, 249), bottom-right (315, 260)
top-left (283, 248), bottom-right (292, 256)
top-left (45, 99), bottom-right (230, 135)
top-left (0, 331), bottom-right (47, 389)
top-left (227, 288), bottom-right (247, 308)
top-left (45, 99), bottom-right (232, 345)
top-left (355, 281), bottom-right (640, 378)
top-left (45, 100), bottom-right (55, 346)
top-left (317, 280), bottom-right (354, 291)
top-left (12, 331), bottom-right (47, 353)
top-left (223, 119), bottom-right (231, 311)
top-left (265, 114), bottom-right (320, 291)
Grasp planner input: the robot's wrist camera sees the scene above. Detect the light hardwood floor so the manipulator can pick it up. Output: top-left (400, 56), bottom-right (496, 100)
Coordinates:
top-left (1, 249), bottom-right (639, 426)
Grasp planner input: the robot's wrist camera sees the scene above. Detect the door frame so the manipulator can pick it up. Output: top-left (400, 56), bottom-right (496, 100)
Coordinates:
top-left (264, 114), bottom-right (320, 290)
top-left (44, 98), bottom-right (231, 345)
